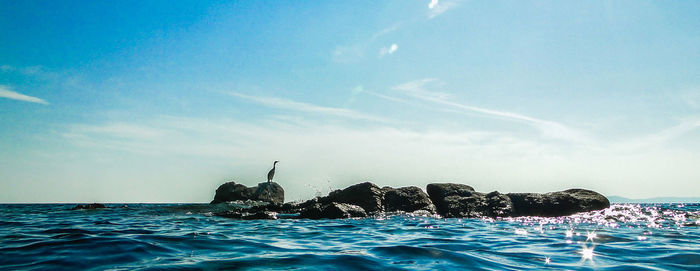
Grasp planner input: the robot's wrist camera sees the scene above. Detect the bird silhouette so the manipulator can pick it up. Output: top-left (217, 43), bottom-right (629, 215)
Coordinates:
top-left (267, 161), bottom-right (279, 183)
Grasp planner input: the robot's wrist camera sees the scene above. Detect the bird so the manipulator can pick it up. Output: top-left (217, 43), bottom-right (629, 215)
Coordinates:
top-left (267, 161), bottom-right (279, 183)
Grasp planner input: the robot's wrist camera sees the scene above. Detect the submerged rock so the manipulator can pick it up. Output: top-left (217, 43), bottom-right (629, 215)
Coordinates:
top-left (299, 202), bottom-right (367, 219)
top-left (214, 210), bottom-right (278, 220)
top-left (71, 203), bottom-right (107, 210)
top-left (242, 211), bottom-right (278, 220)
top-left (211, 181), bottom-right (284, 204)
top-left (384, 186), bottom-right (436, 214)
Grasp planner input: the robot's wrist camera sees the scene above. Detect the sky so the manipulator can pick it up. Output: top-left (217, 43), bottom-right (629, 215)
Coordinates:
top-left (1, 0), bottom-right (699, 203)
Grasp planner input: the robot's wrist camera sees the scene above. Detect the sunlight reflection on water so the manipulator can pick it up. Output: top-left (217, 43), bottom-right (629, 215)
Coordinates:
top-left (0, 203), bottom-right (698, 270)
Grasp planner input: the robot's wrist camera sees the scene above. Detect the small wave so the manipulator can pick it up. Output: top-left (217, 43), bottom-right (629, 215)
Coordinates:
top-left (0, 203), bottom-right (698, 270)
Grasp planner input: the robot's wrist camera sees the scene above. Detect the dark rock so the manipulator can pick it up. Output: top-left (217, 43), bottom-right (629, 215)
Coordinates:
top-left (253, 182), bottom-right (285, 204)
top-left (427, 183), bottom-right (487, 217)
top-left (299, 202), bottom-right (367, 219)
top-left (214, 210), bottom-right (278, 220)
top-left (211, 182), bottom-right (252, 204)
top-left (507, 189), bottom-right (610, 217)
top-left (214, 210), bottom-right (244, 219)
top-left (282, 197), bottom-right (323, 213)
top-left (211, 181), bottom-right (284, 204)
top-left (427, 183), bottom-right (609, 218)
top-left (71, 203), bottom-right (106, 210)
top-left (426, 183), bottom-right (475, 198)
top-left (484, 191), bottom-right (514, 217)
top-left (246, 202), bottom-right (283, 213)
top-left (209, 180), bottom-right (609, 220)
top-left (381, 186), bottom-right (395, 196)
top-left (243, 211), bottom-right (278, 220)
top-left (325, 182), bottom-right (384, 213)
top-left (384, 186), bottom-right (436, 213)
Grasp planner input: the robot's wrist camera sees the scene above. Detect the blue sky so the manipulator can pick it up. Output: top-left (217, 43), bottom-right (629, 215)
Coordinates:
top-left (1, 0), bottom-right (699, 203)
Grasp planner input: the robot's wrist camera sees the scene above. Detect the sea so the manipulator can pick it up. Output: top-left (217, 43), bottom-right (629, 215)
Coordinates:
top-left (1, 203), bottom-right (698, 270)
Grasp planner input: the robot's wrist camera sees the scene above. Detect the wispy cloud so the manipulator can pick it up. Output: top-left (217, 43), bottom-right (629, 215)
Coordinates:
top-left (392, 78), bottom-right (452, 100)
top-left (333, 24), bottom-right (400, 63)
top-left (379, 43), bottom-right (398, 57)
top-left (390, 79), bottom-right (588, 142)
top-left (60, 113), bottom-right (700, 201)
top-left (2, 64), bottom-right (60, 80)
top-left (59, 115), bottom-right (582, 200)
top-left (0, 85), bottom-right (49, 105)
top-left (428, 0), bottom-right (458, 19)
top-left (618, 118), bottom-right (700, 151)
top-left (229, 92), bottom-right (388, 122)
top-left (681, 88), bottom-right (700, 109)
top-left (71, 123), bottom-right (165, 139)
top-left (429, 0), bottom-right (439, 9)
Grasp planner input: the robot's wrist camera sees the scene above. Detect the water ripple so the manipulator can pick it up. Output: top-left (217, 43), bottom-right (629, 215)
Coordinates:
top-left (0, 203), bottom-right (698, 270)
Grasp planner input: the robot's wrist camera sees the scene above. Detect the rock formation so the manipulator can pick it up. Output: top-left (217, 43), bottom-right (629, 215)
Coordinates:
top-left (383, 186), bottom-right (436, 214)
top-left (507, 189), bottom-right (611, 217)
top-left (211, 181), bottom-right (610, 220)
top-left (211, 181), bottom-right (284, 204)
top-left (71, 203), bottom-right (107, 210)
top-left (299, 202), bottom-right (367, 219)
top-left (426, 183), bottom-right (610, 218)
top-left (322, 182), bottom-right (385, 213)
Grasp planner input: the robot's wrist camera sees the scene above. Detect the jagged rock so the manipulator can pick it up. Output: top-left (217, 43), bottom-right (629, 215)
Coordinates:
top-left (211, 181), bottom-right (284, 204)
top-left (324, 182), bottom-right (384, 213)
top-left (299, 203), bottom-right (367, 219)
top-left (507, 189), bottom-right (610, 217)
top-left (71, 203), bottom-right (106, 210)
top-left (384, 186), bottom-right (436, 213)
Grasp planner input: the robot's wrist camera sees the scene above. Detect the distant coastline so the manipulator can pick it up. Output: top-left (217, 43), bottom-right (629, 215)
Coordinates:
top-left (608, 196), bottom-right (700, 204)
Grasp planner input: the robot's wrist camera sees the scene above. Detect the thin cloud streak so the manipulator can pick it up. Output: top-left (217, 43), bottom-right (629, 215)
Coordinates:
top-left (58, 115), bottom-right (576, 200)
top-left (0, 85), bottom-right (49, 105)
top-left (618, 118), bottom-right (700, 151)
top-left (370, 24), bottom-right (401, 41)
top-left (333, 24), bottom-right (401, 63)
top-left (391, 79), bottom-right (589, 142)
top-left (229, 92), bottom-right (389, 123)
top-left (59, 115), bottom-right (700, 201)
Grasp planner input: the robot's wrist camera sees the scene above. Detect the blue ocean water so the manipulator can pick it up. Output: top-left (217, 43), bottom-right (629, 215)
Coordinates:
top-left (1, 203), bottom-right (698, 270)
